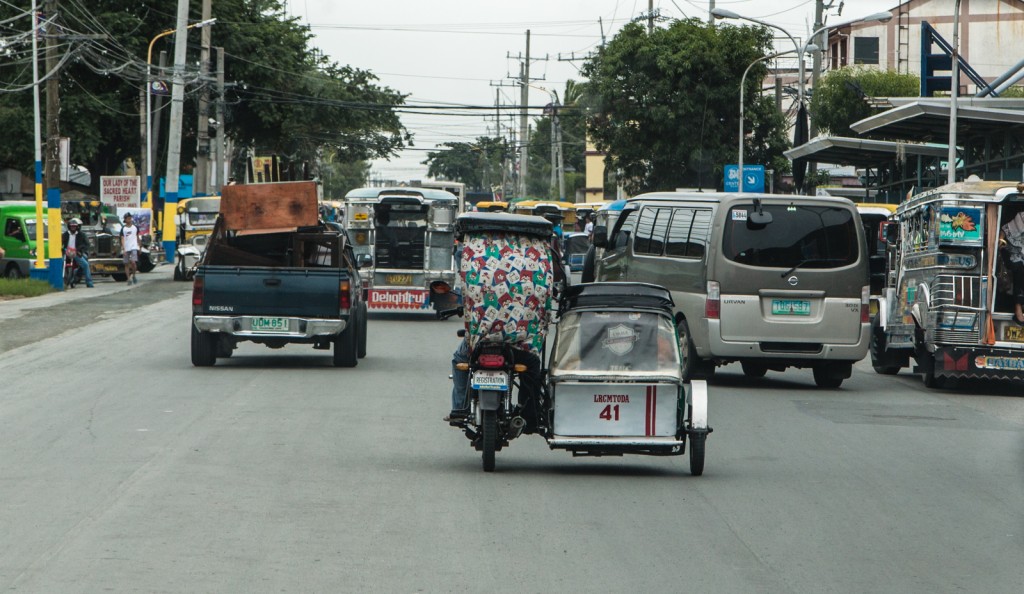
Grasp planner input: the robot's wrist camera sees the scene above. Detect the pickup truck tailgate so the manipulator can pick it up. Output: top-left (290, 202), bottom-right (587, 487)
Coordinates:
top-left (199, 266), bottom-right (342, 318)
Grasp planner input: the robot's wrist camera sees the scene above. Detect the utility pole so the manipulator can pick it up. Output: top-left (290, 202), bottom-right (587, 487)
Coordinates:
top-left (162, 0), bottom-right (190, 262)
top-left (649, 0), bottom-right (654, 33)
top-left (43, 0), bottom-right (62, 287)
top-left (556, 102), bottom-right (565, 201)
top-left (807, 0), bottom-right (825, 192)
top-left (194, 0), bottom-right (213, 195)
top-left (519, 30), bottom-right (530, 200)
top-left (214, 47), bottom-right (225, 193)
top-left (708, 1), bottom-right (716, 25)
top-left (948, 0), bottom-right (962, 184)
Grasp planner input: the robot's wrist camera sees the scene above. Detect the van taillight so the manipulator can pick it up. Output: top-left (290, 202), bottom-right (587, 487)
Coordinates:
top-left (192, 277), bottom-right (204, 308)
top-left (705, 281), bottom-right (720, 319)
top-left (861, 285), bottom-right (870, 324)
top-left (340, 280), bottom-right (351, 310)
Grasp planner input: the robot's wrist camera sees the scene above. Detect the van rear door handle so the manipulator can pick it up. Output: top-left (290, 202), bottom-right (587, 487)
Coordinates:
top-left (263, 278), bottom-right (281, 287)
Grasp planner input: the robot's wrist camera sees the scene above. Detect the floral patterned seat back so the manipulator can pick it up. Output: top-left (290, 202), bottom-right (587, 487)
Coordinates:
top-left (459, 232), bottom-right (554, 355)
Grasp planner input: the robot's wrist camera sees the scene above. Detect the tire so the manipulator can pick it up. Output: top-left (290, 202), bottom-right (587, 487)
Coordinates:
top-left (63, 265), bottom-right (73, 289)
top-left (915, 326), bottom-right (946, 389)
top-left (870, 319), bottom-right (901, 375)
top-left (5, 264), bottom-right (23, 279)
top-left (173, 262), bottom-right (184, 281)
top-left (112, 273), bottom-right (128, 282)
top-left (357, 302), bottom-right (368, 359)
top-left (481, 409), bottom-right (497, 472)
top-left (580, 245), bottom-right (596, 283)
top-left (137, 252), bottom-right (155, 273)
top-left (190, 323), bottom-right (217, 367)
top-left (741, 361), bottom-right (768, 378)
top-left (689, 434), bottom-right (706, 476)
top-left (333, 323), bottom-right (358, 368)
top-left (676, 318), bottom-right (709, 381)
top-left (813, 367), bottom-right (844, 388)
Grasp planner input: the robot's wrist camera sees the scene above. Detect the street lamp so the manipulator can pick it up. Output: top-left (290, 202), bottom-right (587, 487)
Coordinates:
top-left (738, 50), bottom-right (796, 193)
top-left (145, 18), bottom-right (215, 213)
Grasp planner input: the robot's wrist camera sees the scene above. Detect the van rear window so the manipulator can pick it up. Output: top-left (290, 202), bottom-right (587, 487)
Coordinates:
top-left (722, 204), bottom-right (858, 269)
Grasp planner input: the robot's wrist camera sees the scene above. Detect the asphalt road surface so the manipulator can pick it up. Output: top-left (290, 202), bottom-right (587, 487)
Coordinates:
top-left (1, 268), bottom-right (1021, 592)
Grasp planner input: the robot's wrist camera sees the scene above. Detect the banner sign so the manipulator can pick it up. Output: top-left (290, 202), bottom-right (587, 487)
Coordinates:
top-left (368, 288), bottom-right (431, 311)
top-left (100, 176), bottom-right (141, 208)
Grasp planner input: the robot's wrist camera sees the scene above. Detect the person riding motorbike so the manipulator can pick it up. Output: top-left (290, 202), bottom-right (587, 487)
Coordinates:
top-left (61, 218), bottom-right (94, 288)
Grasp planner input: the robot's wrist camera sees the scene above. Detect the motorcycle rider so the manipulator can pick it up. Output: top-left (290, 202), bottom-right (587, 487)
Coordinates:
top-left (61, 218), bottom-right (94, 288)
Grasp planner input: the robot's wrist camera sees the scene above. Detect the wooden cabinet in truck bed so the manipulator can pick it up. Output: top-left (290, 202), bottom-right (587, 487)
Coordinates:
top-left (190, 181), bottom-right (367, 367)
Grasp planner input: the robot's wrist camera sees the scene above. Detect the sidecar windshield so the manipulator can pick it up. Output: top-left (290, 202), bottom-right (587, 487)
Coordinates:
top-left (550, 310), bottom-right (681, 377)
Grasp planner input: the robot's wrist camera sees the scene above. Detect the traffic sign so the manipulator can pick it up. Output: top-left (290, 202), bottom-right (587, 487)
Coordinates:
top-left (724, 165), bottom-right (765, 193)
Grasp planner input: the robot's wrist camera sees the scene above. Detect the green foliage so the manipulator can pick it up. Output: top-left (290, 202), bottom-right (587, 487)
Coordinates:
top-left (582, 18), bottom-right (781, 194)
top-left (527, 81), bottom-right (587, 200)
top-left (997, 86), bottom-right (1024, 98)
top-left (809, 67), bottom-right (919, 136)
top-left (321, 160), bottom-right (370, 199)
top-left (0, 0), bottom-right (408, 193)
top-left (422, 136), bottom-right (508, 192)
top-left (0, 279), bottom-right (54, 299)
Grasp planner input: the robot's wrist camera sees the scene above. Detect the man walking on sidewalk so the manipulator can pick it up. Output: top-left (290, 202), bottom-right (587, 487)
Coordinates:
top-left (121, 212), bottom-right (140, 285)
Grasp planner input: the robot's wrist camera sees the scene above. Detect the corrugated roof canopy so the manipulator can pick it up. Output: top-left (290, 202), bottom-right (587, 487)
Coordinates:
top-left (784, 136), bottom-right (949, 167)
top-left (850, 101), bottom-right (1024, 142)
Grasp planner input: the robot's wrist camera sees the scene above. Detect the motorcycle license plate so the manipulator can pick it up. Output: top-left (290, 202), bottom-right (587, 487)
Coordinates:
top-left (471, 370), bottom-right (508, 390)
top-left (252, 317), bottom-right (288, 332)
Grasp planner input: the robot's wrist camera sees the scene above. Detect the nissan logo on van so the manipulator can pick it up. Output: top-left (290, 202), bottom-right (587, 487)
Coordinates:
top-left (787, 275), bottom-right (799, 286)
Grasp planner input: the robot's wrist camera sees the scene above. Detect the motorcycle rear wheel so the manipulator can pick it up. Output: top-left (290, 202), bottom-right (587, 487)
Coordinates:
top-left (481, 409), bottom-right (497, 472)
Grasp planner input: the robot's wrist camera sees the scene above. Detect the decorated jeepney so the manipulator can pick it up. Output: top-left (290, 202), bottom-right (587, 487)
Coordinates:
top-left (343, 187), bottom-right (460, 312)
top-left (871, 178), bottom-right (1024, 387)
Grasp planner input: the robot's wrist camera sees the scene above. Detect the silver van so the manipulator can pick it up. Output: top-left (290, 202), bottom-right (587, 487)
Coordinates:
top-left (592, 192), bottom-right (870, 387)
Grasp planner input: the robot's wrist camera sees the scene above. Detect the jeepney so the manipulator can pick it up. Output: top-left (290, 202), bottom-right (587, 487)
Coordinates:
top-left (871, 178), bottom-right (1024, 387)
top-left (343, 187), bottom-right (459, 313)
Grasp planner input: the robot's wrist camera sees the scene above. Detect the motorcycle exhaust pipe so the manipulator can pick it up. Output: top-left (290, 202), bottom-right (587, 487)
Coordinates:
top-left (508, 416), bottom-right (526, 439)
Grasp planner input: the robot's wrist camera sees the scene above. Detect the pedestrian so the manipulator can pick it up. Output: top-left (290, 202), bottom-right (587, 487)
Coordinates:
top-left (1000, 209), bottom-right (1024, 323)
top-left (121, 212), bottom-right (140, 285)
top-left (583, 213), bottom-right (594, 240)
top-left (61, 218), bottom-right (95, 287)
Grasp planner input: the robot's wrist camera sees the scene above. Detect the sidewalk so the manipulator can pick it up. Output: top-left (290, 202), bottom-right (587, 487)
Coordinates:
top-left (0, 262), bottom-right (177, 321)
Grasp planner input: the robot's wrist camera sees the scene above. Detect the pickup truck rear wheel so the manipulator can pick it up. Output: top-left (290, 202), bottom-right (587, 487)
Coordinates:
top-left (190, 324), bottom-right (217, 367)
top-left (357, 302), bottom-right (368, 359)
top-left (333, 324), bottom-right (358, 368)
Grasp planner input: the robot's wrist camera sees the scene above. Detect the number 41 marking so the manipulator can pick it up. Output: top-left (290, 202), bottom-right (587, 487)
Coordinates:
top-left (599, 404), bottom-right (620, 421)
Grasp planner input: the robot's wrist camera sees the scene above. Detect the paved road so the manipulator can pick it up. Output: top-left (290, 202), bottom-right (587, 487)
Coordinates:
top-left (0, 272), bottom-right (1021, 592)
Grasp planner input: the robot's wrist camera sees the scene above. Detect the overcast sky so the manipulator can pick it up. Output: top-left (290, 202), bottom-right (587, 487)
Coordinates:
top-left (287, 0), bottom-right (896, 181)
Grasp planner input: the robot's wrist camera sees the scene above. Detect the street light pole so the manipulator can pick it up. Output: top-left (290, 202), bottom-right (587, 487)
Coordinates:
top-left (739, 50), bottom-right (795, 193)
top-left (144, 17), bottom-right (214, 238)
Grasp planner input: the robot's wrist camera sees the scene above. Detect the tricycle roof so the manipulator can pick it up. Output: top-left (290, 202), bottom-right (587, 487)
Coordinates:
top-left (454, 211), bottom-right (552, 240)
top-left (560, 282), bottom-right (675, 314)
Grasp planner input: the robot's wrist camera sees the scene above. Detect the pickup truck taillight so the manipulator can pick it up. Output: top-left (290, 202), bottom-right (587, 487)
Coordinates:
top-left (340, 280), bottom-right (351, 310)
top-left (192, 277), bottom-right (204, 309)
top-left (861, 285), bottom-right (870, 324)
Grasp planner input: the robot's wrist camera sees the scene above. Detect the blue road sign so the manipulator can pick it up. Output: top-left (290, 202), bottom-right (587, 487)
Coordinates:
top-left (724, 165), bottom-right (765, 193)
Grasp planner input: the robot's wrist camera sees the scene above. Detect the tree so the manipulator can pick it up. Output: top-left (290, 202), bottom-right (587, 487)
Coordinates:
top-left (809, 67), bottom-right (919, 136)
top-left (0, 0), bottom-right (408, 194)
top-left (581, 18), bottom-right (782, 194)
top-left (320, 160), bottom-right (370, 199)
top-left (422, 136), bottom-right (508, 191)
top-left (527, 81), bottom-right (587, 200)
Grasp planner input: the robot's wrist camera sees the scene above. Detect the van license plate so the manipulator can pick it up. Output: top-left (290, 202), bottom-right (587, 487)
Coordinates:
top-left (386, 274), bottom-right (413, 285)
top-left (1004, 325), bottom-right (1024, 342)
top-left (772, 299), bottom-right (811, 316)
top-left (471, 370), bottom-right (508, 390)
top-left (252, 317), bottom-right (288, 332)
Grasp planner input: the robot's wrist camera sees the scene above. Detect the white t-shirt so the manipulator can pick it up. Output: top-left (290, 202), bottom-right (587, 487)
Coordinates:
top-left (122, 223), bottom-right (139, 251)
top-left (584, 221), bottom-right (594, 235)
top-left (67, 232), bottom-right (77, 251)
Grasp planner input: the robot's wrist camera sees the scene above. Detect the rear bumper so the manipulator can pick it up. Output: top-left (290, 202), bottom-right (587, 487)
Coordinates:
top-left (933, 346), bottom-right (1024, 380)
top-left (193, 315), bottom-right (346, 339)
top-left (706, 320), bottom-right (869, 362)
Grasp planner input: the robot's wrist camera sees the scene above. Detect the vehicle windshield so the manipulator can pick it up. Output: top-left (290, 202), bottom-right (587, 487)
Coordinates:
top-left (24, 219), bottom-right (51, 240)
top-left (551, 310), bottom-right (681, 376)
top-left (722, 204), bottom-right (858, 269)
top-left (377, 204), bottom-right (428, 228)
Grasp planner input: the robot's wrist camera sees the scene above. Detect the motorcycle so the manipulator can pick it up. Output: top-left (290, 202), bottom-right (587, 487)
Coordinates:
top-left (443, 212), bottom-right (558, 472)
top-left (63, 248), bottom-right (86, 289)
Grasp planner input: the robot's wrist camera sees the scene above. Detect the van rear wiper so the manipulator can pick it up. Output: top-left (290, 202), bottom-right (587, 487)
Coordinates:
top-left (780, 258), bottom-right (846, 278)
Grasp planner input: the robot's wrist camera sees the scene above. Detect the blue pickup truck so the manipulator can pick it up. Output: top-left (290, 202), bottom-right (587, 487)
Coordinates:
top-left (190, 219), bottom-right (367, 367)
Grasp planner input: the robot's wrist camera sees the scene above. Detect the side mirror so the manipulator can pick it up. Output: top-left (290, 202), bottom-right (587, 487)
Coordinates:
top-left (592, 228), bottom-right (608, 248)
top-left (356, 253), bottom-right (373, 269)
top-left (883, 222), bottom-right (899, 244)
